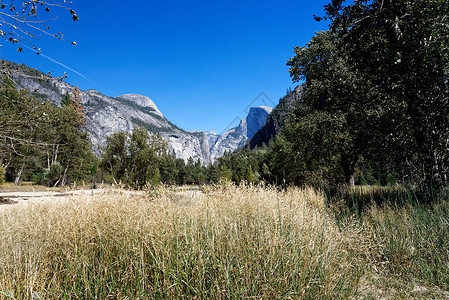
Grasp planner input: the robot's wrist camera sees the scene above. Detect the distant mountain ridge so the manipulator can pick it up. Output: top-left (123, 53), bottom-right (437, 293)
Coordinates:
top-left (4, 61), bottom-right (272, 164)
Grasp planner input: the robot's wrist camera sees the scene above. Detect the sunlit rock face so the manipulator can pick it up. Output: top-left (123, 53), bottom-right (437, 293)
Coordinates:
top-left (208, 106), bottom-right (273, 161)
top-left (10, 62), bottom-right (272, 164)
top-left (245, 106), bottom-right (273, 139)
top-left (115, 94), bottom-right (164, 117)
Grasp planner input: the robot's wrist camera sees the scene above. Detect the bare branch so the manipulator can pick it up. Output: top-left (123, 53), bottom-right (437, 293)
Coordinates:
top-left (0, 135), bottom-right (65, 147)
top-left (0, 0), bottom-right (78, 52)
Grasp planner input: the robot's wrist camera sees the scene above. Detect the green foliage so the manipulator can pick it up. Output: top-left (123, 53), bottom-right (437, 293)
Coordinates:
top-left (100, 127), bottom-right (187, 188)
top-left (47, 162), bottom-right (64, 186)
top-left (215, 0), bottom-right (448, 195)
top-left (0, 77), bottom-right (97, 186)
top-left (175, 158), bottom-right (188, 185)
top-left (43, 99), bottom-right (96, 185)
top-left (268, 107), bottom-right (348, 187)
top-left (32, 169), bottom-right (49, 186)
top-left (213, 147), bottom-right (270, 185)
top-left (159, 154), bottom-right (178, 185)
top-left (206, 163), bottom-right (220, 183)
top-left (278, 0), bottom-right (449, 193)
top-left (0, 164), bottom-right (5, 184)
top-left (131, 117), bottom-right (175, 134)
top-left (100, 131), bottom-right (127, 184)
top-left (245, 165), bottom-right (256, 184)
top-left (99, 127), bottom-right (219, 188)
top-left (219, 165), bottom-right (233, 182)
top-left (0, 76), bottom-right (46, 155)
top-left (61, 93), bottom-right (70, 106)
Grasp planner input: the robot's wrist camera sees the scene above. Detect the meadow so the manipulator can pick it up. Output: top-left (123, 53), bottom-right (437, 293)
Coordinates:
top-left (0, 184), bottom-right (448, 299)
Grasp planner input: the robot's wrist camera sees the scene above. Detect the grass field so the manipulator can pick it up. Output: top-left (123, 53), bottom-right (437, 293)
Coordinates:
top-left (0, 183), bottom-right (448, 299)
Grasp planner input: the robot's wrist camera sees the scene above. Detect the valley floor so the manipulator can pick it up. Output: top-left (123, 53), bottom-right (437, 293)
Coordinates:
top-left (0, 184), bottom-right (448, 299)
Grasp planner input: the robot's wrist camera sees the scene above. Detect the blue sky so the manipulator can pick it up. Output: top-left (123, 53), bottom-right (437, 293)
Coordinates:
top-left (2, 0), bottom-right (330, 133)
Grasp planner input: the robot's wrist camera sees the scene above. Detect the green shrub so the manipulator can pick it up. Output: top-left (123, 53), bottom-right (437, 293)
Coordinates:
top-left (47, 162), bottom-right (64, 186)
top-left (0, 164), bottom-right (5, 184)
top-left (32, 169), bottom-right (49, 186)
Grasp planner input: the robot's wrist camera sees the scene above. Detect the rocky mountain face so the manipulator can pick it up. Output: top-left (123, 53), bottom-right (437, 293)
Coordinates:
top-left (7, 62), bottom-right (272, 164)
top-left (207, 106), bottom-right (273, 161)
top-left (247, 85), bottom-right (304, 149)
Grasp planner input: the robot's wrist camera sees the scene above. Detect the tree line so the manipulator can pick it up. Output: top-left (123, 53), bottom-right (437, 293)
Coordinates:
top-left (0, 78), bottom-right (223, 188)
top-left (100, 127), bottom-right (214, 187)
top-left (213, 0), bottom-right (449, 197)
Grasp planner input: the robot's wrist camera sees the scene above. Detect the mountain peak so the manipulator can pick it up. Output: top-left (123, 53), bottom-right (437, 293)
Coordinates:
top-left (117, 93), bottom-right (163, 116)
top-left (246, 106), bottom-right (273, 139)
top-left (254, 105), bottom-right (273, 112)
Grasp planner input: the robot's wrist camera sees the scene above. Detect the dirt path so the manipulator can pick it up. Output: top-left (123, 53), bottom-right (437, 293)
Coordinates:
top-left (0, 186), bottom-right (204, 208)
top-left (0, 190), bottom-right (93, 206)
top-left (0, 189), bottom-right (150, 207)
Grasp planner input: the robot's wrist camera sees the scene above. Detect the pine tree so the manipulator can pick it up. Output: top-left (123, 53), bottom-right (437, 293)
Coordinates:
top-left (61, 93), bottom-right (70, 106)
top-left (70, 86), bottom-right (86, 126)
top-left (245, 165), bottom-right (256, 184)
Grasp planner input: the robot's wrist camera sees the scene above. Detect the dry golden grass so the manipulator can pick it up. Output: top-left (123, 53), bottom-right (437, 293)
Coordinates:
top-left (0, 183), bottom-right (447, 299)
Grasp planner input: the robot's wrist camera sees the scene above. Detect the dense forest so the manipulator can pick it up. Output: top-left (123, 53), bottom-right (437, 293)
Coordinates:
top-left (1, 0), bottom-right (449, 202)
top-left (216, 0), bottom-right (449, 197)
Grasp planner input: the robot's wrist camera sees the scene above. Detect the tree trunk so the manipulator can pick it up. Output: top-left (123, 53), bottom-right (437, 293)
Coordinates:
top-left (343, 165), bottom-right (355, 186)
top-left (14, 164), bottom-right (25, 186)
top-left (4, 154), bottom-right (12, 169)
top-left (342, 154), bottom-right (356, 187)
top-left (52, 144), bottom-right (58, 165)
top-left (61, 165), bottom-right (69, 186)
top-left (346, 173), bottom-right (355, 187)
top-left (53, 177), bottom-right (61, 187)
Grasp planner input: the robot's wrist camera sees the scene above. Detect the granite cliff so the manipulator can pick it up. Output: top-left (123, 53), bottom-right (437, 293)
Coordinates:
top-left (7, 62), bottom-right (272, 164)
top-left (247, 85), bottom-right (304, 149)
